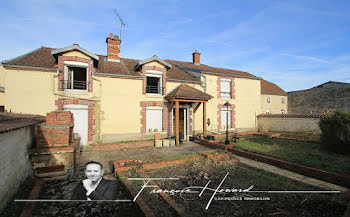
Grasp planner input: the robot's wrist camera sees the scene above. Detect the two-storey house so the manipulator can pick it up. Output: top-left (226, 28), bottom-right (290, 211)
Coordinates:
top-left (0, 33), bottom-right (264, 146)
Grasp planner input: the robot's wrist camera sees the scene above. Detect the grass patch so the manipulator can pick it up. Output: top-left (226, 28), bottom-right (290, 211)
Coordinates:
top-left (232, 137), bottom-right (350, 175)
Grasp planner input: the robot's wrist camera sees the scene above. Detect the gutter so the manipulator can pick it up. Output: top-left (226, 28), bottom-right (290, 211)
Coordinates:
top-left (3, 64), bottom-right (57, 72)
top-left (203, 70), bottom-right (262, 80)
top-left (93, 72), bottom-right (143, 79)
top-left (166, 78), bottom-right (201, 84)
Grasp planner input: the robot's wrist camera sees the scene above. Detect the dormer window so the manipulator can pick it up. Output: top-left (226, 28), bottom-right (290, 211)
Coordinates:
top-left (63, 61), bottom-right (89, 92)
top-left (146, 70), bottom-right (163, 95)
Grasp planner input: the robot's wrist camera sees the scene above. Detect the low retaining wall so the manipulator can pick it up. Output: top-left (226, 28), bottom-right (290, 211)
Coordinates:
top-left (92, 140), bottom-right (154, 152)
top-left (257, 114), bottom-right (323, 134)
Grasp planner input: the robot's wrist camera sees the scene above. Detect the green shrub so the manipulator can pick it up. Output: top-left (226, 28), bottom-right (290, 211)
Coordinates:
top-left (318, 111), bottom-right (350, 154)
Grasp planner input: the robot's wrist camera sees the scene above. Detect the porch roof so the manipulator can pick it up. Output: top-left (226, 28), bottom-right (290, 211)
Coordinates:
top-left (165, 84), bottom-right (213, 101)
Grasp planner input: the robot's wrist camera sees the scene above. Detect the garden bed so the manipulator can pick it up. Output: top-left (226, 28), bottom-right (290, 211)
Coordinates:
top-left (141, 160), bottom-right (347, 217)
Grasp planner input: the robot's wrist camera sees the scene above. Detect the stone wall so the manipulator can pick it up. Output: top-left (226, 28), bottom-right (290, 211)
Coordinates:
top-left (288, 87), bottom-right (350, 114)
top-left (0, 126), bottom-right (35, 212)
top-left (257, 114), bottom-right (322, 134)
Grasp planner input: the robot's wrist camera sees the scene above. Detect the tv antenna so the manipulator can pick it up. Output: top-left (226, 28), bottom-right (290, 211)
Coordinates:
top-left (114, 9), bottom-right (126, 40)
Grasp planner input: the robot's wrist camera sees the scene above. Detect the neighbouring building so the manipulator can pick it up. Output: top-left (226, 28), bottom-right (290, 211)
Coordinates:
top-left (260, 80), bottom-right (288, 114)
top-left (1, 33), bottom-right (270, 145)
top-left (288, 81), bottom-right (350, 114)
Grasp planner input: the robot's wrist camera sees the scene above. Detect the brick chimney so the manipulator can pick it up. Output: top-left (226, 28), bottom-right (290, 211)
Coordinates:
top-left (106, 33), bottom-right (122, 62)
top-left (192, 50), bottom-right (200, 65)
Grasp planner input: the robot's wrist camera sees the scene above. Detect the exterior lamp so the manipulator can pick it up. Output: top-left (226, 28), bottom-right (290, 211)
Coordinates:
top-left (224, 101), bottom-right (231, 145)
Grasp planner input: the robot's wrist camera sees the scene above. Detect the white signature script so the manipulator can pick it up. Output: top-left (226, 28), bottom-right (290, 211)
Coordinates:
top-left (130, 172), bottom-right (254, 210)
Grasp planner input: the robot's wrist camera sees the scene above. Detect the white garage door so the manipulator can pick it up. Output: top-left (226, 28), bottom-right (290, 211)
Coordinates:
top-left (64, 105), bottom-right (88, 146)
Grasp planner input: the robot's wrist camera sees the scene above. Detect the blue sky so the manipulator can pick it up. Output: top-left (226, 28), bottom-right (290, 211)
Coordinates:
top-left (1, 0), bottom-right (349, 91)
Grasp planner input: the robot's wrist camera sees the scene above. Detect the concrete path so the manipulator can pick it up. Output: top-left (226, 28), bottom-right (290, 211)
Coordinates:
top-left (237, 155), bottom-right (348, 192)
top-left (77, 141), bottom-right (212, 173)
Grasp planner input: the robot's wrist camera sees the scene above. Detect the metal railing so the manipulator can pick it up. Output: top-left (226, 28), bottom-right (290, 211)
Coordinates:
top-left (146, 85), bottom-right (164, 94)
top-left (61, 80), bottom-right (89, 90)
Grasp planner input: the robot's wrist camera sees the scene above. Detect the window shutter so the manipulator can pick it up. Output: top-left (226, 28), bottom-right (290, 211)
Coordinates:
top-left (221, 110), bottom-right (231, 128)
top-left (221, 80), bottom-right (231, 98)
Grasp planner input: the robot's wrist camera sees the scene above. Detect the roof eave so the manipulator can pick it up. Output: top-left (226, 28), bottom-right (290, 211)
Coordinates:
top-left (137, 56), bottom-right (172, 69)
top-left (51, 45), bottom-right (99, 61)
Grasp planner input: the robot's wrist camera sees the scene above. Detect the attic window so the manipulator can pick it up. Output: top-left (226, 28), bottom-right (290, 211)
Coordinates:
top-left (63, 62), bottom-right (89, 91)
top-left (146, 72), bottom-right (162, 95)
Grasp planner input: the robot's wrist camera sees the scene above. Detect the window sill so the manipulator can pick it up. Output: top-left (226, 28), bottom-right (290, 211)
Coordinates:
top-left (146, 93), bottom-right (163, 98)
top-left (220, 96), bottom-right (232, 100)
top-left (63, 90), bottom-right (89, 95)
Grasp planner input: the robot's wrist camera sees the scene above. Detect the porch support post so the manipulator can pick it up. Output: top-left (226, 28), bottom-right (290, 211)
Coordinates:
top-left (175, 100), bottom-right (180, 145)
top-left (203, 102), bottom-right (207, 138)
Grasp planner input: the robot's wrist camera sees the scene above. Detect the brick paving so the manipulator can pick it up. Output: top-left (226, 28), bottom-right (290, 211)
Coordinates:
top-left (77, 141), bottom-right (212, 174)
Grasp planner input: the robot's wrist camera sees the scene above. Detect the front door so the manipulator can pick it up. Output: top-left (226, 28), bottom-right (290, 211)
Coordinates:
top-left (64, 105), bottom-right (88, 146)
top-left (173, 108), bottom-right (189, 140)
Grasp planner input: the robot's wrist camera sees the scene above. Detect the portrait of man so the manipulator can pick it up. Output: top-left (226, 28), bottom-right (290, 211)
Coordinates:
top-left (71, 161), bottom-right (119, 200)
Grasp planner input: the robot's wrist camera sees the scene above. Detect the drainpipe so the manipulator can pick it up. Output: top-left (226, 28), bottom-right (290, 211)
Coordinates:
top-left (201, 74), bottom-right (207, 92)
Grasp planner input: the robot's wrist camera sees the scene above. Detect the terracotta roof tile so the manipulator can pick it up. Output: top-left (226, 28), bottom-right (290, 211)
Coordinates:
top-left (0, 113), bottom-right (45, 133)
top-left (165, 84), bottom-right (213, 100)
top-left (3, 46), bottom-right (258, 82)
top-left (95, 56), bottom-right (141, 76)
top-left (261, 80), bottom-right (287, 96)
top-left (4, 47), bottom-right (56, 69)
top-left (166, 59), bottom-right (257, 78)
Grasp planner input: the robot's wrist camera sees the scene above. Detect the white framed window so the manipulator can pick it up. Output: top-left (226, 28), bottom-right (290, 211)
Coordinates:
top-left (281, 98), bottom-right (285, 104)
top-left (146, 71), bottom-right (162, 95)
top-left (281, 109), bottom-right (285, 114)
top-left (64, 61), bottom-right (89, 92)
top-left (146, 107), bottom-right (163, 132)
top-left (266, 97), bottom-right (270, 104)
top-left (220, 79), bottom-right (231, 99)
top-left (266, 110), bottom-right (271, 114)
top-left (221, 108), bottom-right (231, 129)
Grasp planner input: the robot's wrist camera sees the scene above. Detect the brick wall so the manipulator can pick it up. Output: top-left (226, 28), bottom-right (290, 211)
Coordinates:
top-left (56, 99), bottom-right (96, 142)
top-left (141, 65), bottom-right (167, 95)
top-left (57, 55), bottom-right (94, 92)
top-left (106, 35), bottom-right (121, 62)
top-left (217, 104), bottom-right (236, 131)
top-left (36, 111), bottom-right (73, 147)
top-left (140, 101), bottom-right (170, 134)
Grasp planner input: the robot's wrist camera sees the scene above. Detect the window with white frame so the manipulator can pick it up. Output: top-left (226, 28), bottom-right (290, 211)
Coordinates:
top-left (281, 109), bottom-right (285, 114)
top-left (64, 61), bottom-right (88, 91)
top-left (266, 97), bottom-right (271, 104)
top-left (266, 110), bottom-right (271, 114)
top-left (220, 79), bottom-right (231, 99)
top-left (146, 107), bottom-right (163, 132)
top-left (146, 70), bottom-right (162, 94)
top-left (281, 98), bottom-right (285, 104)
top-left (221, 108), bottom-right (231, 129)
